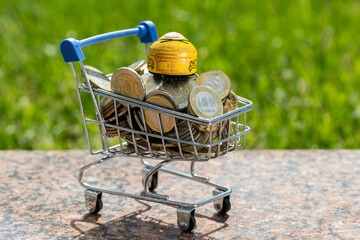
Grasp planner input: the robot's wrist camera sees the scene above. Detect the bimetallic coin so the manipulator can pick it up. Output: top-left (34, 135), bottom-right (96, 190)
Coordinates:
top-left (188, 86), bottom-right (223, 119)
top-left (111, 67), bottom-right (146, 100)
top-left (84, 65), bottom-right (111, 91)
top-left (144, 90), bottom-right (177, 133)
top-left (162, 77), bottom-right (197, 111)
top-left (196, 70), bottom-right (231, 100)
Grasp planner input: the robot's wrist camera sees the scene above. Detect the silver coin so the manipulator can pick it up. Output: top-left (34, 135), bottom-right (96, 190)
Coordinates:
top-left (196, 70), bottom-right (231, 100)
top-left (128, 59), bottom-right (148, 75)
top-left (162, 77), bottom-right (197, 111)
top-left (84, 65), bottom-right (111, 91)
top-left (141, 73), bottom-right (160, 94)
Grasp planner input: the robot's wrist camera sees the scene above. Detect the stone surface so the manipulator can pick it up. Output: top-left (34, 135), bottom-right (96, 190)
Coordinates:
top-left (0, 150), bottom-right (359, 239)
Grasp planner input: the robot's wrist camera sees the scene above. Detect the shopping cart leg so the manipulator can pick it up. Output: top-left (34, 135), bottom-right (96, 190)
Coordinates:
top-left (141, 159), bottom-right (174, 200)
top-left (85, 189), bottom-right (103, 214)
top-left (177, 208), bottom-right (196, 233)
top-left (213, 188), bottom-right (231, 215)
top-left (141, 167), bottom-right (158, 192)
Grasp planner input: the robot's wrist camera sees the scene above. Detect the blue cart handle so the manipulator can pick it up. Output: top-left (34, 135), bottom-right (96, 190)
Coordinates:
top-left (60, 21), bottom-right (158, 63)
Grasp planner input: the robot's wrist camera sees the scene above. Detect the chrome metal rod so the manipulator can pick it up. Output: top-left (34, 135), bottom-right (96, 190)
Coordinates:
top-left (70, 63), bottom-right (93, 155)
top-left (143, 159), bottom-right (174, 200)
top-left (190, 161), bottom-right (209, 183)
top-left (79, 156), bottom-right (231, 209)
top-left (79, 62), bottom-right (107, 137)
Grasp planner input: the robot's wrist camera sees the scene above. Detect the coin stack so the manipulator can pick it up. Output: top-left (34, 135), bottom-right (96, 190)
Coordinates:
top-left (83, 61), bottom-right (239, 157)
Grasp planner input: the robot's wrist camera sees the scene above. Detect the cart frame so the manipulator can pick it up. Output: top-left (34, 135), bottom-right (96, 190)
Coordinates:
top-left (60, 21), bottom-right (253, 232)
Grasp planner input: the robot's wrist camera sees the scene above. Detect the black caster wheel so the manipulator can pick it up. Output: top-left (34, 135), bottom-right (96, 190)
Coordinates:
top-left (217, 196), bottom-right (231, 215)
top-left (148, 171), bottom-right (158, 192)
top-left (177, 209), bottom-right (196, 233)
top-left (91, 195), bottom-right (103, 214)
top-left (85, 190), bottom-right (103, 214)
top-left (183, 212), bottom-right (196, 233)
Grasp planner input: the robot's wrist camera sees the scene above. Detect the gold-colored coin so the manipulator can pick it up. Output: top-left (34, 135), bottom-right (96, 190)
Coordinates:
top-left (226, 90), bottom-right (238, 111)
top-left (196, 70), bottom-right (231, 100)
top-left (195, 122), bottom-right (220, 133)
top-left (182, 141), bottom-right (211, 154)
top-left (180, 128), bottom-right (204, 152)
top-left (132, 109), bottom-right (146, 132)
top-left (100, 97), bottom-right (115, 115)
top-left (144, 90), bottom-right (177, 133)
top-left (125, 143), bottom-right (149, 154)
top-left (221, 124), bottom-right (233, 142)
top-left (166, 124), bottom-right (197, 146)
top-left (119, 116), bottom-right (131, 128)
top-left (218, 129), bottom-right (234, 154)
top-left (187, 100), bottom-right (196, 116)
top-left (84, 65), bottom-right (111, 91)
top-left (101, 101), bottom-right (125, 115)
top-left (111, 67), bottom-right (146, 100)
top-left (101, 100), bottom-right (126, 119)
top-left (166, 120), bottom-right (193, 138)
top-left (100, 97), bottom-right (111, 109)
top-left (161, 77), bottom-right (197, 111)
top-left (219, 96), bottom-right (235, 136)
top-left (126, 108), bottom-right (146, 132)
top-left (188, 86), bottom-right (223, 119)
top-left (197, 131), bottom-right (210, 145)
top-left (105, 118), bottom-right (128, 131)
top-left (166, 148), bottom-right (194, 158)
top-left (223, 98), bottom-right (233, 114)
top-left (131, 109), bottom-right (162, 145)
top-left (104, 108), bottom-right (128, 123)
top-left (151, 142), bottom-right (178, 148)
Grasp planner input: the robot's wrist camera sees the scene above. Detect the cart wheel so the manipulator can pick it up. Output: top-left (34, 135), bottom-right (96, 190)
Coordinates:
top-left (215, 196), bottom-right (231, 215)
top-left (183, 213), bottom-right (196, 233)
top-left (85, 190), bottom-right (103, 214)
top-left (91, 196), bottom-right (103, 214)
top-left (177, 209), bottom-right (196, 233)
top-left (148, 171), bottom-right (158, 192)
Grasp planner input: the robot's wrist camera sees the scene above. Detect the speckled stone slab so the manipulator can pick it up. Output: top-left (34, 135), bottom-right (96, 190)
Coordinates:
top-left (0, 150), bottom-right (359, 239)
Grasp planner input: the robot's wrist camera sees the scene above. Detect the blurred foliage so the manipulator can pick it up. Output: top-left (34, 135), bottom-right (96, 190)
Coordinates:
top-left (0, 0), bottom-right (359, 149)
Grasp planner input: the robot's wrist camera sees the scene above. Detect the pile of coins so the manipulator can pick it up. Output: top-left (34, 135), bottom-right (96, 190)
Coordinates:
top-left (83, 60), bottom-right (239, 156)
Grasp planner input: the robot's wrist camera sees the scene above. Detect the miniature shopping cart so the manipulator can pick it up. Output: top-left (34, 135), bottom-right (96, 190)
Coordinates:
top-left (60, 21), bottom-right (253, 232)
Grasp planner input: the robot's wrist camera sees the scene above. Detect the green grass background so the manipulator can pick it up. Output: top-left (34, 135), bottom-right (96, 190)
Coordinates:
top-left (1, 0), bottom-right (359, 149)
